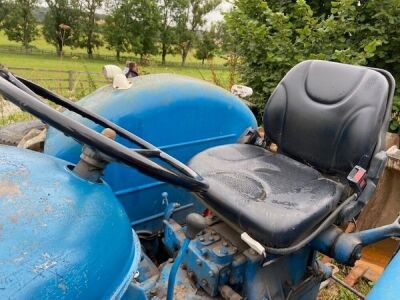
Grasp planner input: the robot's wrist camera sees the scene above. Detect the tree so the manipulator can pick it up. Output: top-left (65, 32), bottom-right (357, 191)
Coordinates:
top-left (125, 0), bottom-right (161, 62)
top-left (267, 0), bottom-right (333, 17)
top-left (194, 27), bottom-right (218, 64)
top-left (356, 0), bottom-right (400, 133)
top-left (77, 0), bottom-right (104, 58)
top-left (158, 0), bottom-right (188, 65)
top-left (225, 0), bottom-right (400, 131)
top-left (175, 0), bottom-right (221, 66)
top-left (103, 0), bottom-right (160, 62)
top-left (217, 21), bottom-right (241, 88)
top-left (224, 0), bottom-right (385, 116)
top-left (2, 0), bottom-right (39, 50)
top-left (0, 0), bottom-right (10, 27)
top-left (42, 0), bottom-right (81, 56)
top-left (103, 5), bottom-right (131, 61)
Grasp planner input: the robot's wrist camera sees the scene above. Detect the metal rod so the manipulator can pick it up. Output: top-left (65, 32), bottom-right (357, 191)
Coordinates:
top-left (331, 275), bottom-right (365, 299)
top-left (167, 238), bottom-right (190, 300)
top-left (130, 204), bottom-right (194, 227)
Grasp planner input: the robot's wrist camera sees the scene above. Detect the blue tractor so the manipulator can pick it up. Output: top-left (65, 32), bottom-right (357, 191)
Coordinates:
top-left (0, 60), bottom-right (398, 299)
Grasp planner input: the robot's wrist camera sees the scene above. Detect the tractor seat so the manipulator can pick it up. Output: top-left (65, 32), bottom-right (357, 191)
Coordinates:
top-left (189, 60), bottom-right (392, 249)
top-left (189, 144), bottom-right (344, 248)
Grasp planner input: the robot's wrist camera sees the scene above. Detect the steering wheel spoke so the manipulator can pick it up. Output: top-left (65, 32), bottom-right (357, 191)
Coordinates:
top-left (0, 72), bottom-right (208, 192)
top-left (132, 149), bottom-right (162, 157)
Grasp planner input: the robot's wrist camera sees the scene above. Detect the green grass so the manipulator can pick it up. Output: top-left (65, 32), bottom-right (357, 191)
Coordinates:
top-left (318, 261), bottom-right (372, 300)
top-left (0, 52), bottom-right (231, 88)
top-left (0, 29), bottom-right (227, 65)
top-left (0, 51), bottom-right (232, 124)
top-left (0, 28), bottom-right (234, 125)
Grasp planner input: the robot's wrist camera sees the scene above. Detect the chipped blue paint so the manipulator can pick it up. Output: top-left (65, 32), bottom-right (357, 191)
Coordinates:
top-left (0, 146), bottom-right (139, 299)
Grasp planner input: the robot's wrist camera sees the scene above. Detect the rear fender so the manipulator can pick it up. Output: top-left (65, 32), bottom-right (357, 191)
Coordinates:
top-left (44, 74), bottom-right (257, 232)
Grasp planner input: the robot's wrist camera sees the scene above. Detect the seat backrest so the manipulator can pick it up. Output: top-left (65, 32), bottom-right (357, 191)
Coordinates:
top-left (263, 60), bottom-right (394, 175)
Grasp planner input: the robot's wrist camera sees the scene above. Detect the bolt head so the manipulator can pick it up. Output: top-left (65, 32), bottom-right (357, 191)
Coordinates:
top-left (150, 289), bottom-right (157, 296)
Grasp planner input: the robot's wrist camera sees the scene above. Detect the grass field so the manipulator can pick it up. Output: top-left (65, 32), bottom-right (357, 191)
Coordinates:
top-left (0, 28), bottom-right (234, 102)
top-left (0, 33), bottom-right (233, 125)
top-left (0, 52), bottom-right (229, 79)
top-left (0, 29), bottom-right (227, 65)
top-left (0, 26), bottom-right (232, 89)
top-left (0, 52), bottom-right (232, 97)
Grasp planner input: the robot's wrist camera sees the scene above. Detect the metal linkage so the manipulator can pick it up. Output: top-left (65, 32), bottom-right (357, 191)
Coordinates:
top-left (331, 275), bottom-right (365, 299)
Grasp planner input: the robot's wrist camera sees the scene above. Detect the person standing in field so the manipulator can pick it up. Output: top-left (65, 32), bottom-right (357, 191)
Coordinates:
top-left (125, 62), bottom-right (139, 78)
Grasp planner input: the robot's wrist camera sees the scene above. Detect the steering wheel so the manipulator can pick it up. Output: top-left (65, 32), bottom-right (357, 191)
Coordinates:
top-left (0, 69), bottom-right (208, 192)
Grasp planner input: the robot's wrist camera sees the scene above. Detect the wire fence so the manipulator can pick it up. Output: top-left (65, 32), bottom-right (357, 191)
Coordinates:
top-left (0, 64), bottom-right (234, 125)
top-left (8, 66), bottom-right (108, 99)
top-left (0, 45), bottom-right (228, 70)
top-left (0, 66), bottom-right (109, 125)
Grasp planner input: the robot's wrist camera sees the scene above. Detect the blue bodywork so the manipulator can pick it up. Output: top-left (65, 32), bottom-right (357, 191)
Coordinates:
top-left (126, 213), bottom-right (327, 300)
top-left (2, 71), bottom-right (397, 299)
top-left (44, 74), bottom-right (257, 232)
top-left (0, 146), bottom-right (140, 298)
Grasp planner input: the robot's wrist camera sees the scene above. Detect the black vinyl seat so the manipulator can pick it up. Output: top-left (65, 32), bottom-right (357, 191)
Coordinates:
top-left (189, 60), bottom-right (393, 248)
top-left (189, 144), bottom-right (344, 247)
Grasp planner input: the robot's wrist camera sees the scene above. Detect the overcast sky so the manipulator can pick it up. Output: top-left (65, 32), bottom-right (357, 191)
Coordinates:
top-left (205, 1), bottom-right (233, 26)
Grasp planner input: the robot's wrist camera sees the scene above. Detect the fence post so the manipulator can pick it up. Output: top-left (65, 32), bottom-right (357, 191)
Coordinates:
top-left (68, 70), bottom-right (74, 92)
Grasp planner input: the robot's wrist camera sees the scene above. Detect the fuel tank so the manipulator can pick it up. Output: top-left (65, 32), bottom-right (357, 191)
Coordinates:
top-left (0, 146), bottom-right (140, 299)
top-left (44, 74), bottom-right (257, 232)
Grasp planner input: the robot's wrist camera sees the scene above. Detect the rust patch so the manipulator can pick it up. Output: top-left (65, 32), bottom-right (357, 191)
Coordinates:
top-left (0, 181), bottom-right (21, 198)
top-left (9, 215), bottom-right (18, 224)
top-left (174, 284), bottom-right (188, 299)
top-left (43, 205), bottom-right (53, 214)
top-left (58, 282), bottom-right (67, 294)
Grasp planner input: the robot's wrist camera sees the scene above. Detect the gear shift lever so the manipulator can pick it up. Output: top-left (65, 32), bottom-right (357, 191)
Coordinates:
top-left (167, 213), bottom-right (207, 300)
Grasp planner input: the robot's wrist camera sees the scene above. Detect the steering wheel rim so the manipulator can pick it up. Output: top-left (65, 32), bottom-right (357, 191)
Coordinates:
top-left (0, 71), bottom-right (209, 192)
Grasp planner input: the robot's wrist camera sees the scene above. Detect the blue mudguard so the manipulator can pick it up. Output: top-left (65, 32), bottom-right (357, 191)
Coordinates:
top-left (367, 250), bottom-right (400, 299)
top-left (0, 146), bottom-right (140, 299)
top-left (44, 74), bottom-right (257, 232)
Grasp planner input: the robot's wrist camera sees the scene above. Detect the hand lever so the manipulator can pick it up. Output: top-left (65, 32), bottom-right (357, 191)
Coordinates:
top-left (353, 216), bottom-right (400, 246)
top-left (167, 213), bottom-right (207, 300)
top-left (314, 216), bottom-right (400, 266)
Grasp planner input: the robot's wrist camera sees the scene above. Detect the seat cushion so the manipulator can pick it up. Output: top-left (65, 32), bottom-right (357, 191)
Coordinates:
top-left (189, 144), bottom-right (345, 248)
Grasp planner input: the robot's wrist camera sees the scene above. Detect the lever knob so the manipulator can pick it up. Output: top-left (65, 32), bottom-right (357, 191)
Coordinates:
top-left (186, 213), bottom-right (207, 240)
